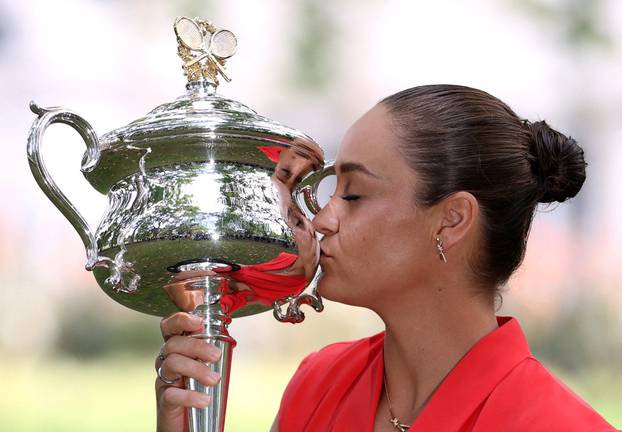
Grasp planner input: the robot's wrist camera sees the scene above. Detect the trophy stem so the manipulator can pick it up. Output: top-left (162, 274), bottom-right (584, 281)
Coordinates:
top-left (187, 275), bottom-right (236, 432)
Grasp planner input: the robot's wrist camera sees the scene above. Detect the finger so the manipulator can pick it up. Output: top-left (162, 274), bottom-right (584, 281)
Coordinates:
top-left (160, 313), bottom-right (203, 340)
top-left (164, 336), bottom-right (222, 363)
top-left (161, 353), bottom-right (221, 388)
top-left (158, 386), bottom-right (212, 410)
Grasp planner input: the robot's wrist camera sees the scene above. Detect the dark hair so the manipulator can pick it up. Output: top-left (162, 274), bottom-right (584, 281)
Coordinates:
top-left (381, 84), bottom-right (587, 291)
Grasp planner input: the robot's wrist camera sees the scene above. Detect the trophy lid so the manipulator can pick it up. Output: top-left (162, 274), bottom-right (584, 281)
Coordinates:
top-left (84, 17), bottom-right (318, 193)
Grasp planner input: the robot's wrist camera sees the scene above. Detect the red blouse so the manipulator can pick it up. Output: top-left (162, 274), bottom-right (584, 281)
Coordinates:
top-left (278, 316), bottom-right (616, 431)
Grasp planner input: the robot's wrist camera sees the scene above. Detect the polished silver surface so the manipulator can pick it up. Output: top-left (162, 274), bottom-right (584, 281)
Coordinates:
top-left (27, 101), bottom-right (101, 270)
top-left (27, 80), bottom-right (327, 319)
top-left (27, 16), bottom-right (329, 432)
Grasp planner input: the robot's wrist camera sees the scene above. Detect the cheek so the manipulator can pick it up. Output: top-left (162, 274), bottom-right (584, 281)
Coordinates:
top-left (317, 186), bottom-right (432, 301)
top-left (345, 210), bottom-right (414, 264)
top-left (319, 211), bottom-right (423, 303)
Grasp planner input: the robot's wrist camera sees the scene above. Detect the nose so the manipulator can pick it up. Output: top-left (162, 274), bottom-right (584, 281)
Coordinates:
top-left (312, 200), bottom-right (339, 236)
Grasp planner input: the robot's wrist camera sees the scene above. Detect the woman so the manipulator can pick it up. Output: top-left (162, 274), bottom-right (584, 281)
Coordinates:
top-left (154, 85), bottom-right (616, 431)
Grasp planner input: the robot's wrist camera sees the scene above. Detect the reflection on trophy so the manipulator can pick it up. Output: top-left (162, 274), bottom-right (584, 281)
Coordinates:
top-left (27, 16), bottom-right (333, 432)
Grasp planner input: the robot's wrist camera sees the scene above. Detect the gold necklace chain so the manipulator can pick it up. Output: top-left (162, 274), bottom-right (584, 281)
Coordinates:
top-left (383, 373), bottom-right (412, 432)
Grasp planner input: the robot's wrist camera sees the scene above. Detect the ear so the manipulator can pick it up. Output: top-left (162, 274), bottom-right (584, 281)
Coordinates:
top-left (433, 191), bottom-right (479, 252)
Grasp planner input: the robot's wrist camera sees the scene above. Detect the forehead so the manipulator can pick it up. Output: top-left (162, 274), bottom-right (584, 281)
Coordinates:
top-left (336, 104), bottom-right (407, 177)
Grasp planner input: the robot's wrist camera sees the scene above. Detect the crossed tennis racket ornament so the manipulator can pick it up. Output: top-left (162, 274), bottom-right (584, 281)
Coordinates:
top-left (175, 17), bottom-right (237, 84)
top-left (27, 16), bottom-right (332, 432)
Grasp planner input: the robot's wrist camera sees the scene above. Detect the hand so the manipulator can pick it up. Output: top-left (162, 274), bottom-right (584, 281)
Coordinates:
top-left (155, 312), bottom-right (223, 432)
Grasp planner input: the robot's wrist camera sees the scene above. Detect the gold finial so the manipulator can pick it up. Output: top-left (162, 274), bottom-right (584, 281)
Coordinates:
top-left (174, 17), bottom-right (237, 87)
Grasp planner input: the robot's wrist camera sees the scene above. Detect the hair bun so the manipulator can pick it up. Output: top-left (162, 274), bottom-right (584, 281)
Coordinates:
top-left (525, 120), bottom-right (587, 203)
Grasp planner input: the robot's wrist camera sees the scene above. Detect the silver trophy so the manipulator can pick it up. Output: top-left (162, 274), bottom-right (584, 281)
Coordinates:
top-left (27, 17), bottom-right (333, 432)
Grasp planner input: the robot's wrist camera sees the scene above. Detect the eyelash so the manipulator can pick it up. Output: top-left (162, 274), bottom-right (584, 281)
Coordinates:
top-left (329, 194), bottom-right (360, 202)
top-left (343, 195), bottom-right (361, 201)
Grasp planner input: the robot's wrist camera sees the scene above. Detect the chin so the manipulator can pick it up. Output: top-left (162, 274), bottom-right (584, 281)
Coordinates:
top-left (316, 271), bottom-right (367, 307)
top-left (316, 271), bottom-right (341, 302)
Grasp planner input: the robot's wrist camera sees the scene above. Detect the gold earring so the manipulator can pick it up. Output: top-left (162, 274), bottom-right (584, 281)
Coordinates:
top-left (436, 237), bottom-right (447, 263)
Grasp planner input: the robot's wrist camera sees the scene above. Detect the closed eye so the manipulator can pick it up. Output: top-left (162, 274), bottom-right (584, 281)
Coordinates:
top-left (340, 195), bottom-right (360, 201)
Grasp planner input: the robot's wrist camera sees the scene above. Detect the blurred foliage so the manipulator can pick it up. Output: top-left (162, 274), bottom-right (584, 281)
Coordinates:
top-left (290, 0), bottom-right (336, 90)
top-left (54, 303), bottom-right (161, 359)
top-left (1, 356), bottom-right (620, 431)
top-left (0, 356), bottom-right (157, 432)
top-left (555, 367), bottom-right (622, 426)
top-left (529, 293), bottom-right (622, 372)
top-left (508, 0), bottom-right (613, 50)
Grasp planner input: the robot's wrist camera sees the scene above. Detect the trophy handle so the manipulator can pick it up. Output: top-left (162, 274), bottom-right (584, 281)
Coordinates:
top-left (273, 161), bottom-right (335, 323)
top-left (294, 160), bottom-right (335, 217)
top-left (272, 271), bottom-right (324, 324)
top-left (27, 101), bottom-right (101, 270)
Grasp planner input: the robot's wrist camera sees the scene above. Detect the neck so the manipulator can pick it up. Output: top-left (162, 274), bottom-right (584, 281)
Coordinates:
top-left (377, 284), bottom-right (498, 424)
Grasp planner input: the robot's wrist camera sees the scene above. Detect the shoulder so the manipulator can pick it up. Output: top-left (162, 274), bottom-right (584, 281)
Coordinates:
top-left (286, 332), bottom-right (384, 384)
top-left (278, 332), bottom-right (384, 415)
top-left (476, 357), bottom-right (616, 431)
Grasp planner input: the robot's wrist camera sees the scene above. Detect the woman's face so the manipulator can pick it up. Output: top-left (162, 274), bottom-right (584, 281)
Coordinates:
top-left (313, 104), bottom-right (438, 310)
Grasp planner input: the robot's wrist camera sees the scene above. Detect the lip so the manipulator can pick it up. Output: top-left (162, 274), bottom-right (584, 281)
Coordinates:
top-left (319, 254), bottom-right (332, 267)
top-left (319, 246), bottom-right (333, 258)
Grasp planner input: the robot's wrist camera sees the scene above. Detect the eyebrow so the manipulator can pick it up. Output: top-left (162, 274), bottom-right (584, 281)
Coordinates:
top-left (336, 161), bottom-right (381, 179)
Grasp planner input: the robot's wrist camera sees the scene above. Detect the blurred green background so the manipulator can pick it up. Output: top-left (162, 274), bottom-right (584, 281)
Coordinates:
top-left (2, 0), bottom-right (621, 430)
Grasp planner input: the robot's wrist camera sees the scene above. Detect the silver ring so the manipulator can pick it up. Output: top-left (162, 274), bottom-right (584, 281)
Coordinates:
top-left (157, 344), bottom-right (168, 363)
top-left (157, 366), bottom-right (178, 385)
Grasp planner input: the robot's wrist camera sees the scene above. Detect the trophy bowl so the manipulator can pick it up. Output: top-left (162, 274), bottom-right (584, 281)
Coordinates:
top-left (27, 16), bottom-right (332, 432)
